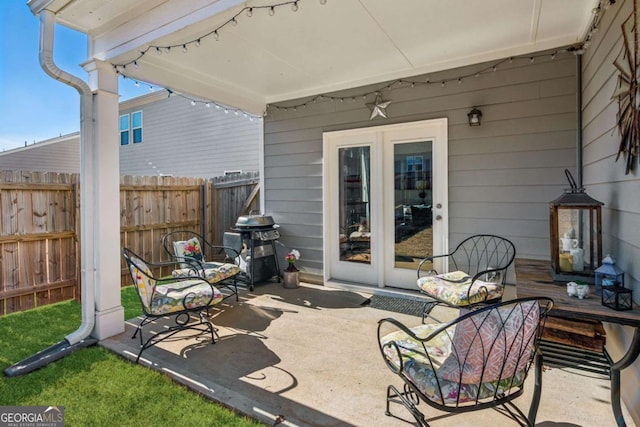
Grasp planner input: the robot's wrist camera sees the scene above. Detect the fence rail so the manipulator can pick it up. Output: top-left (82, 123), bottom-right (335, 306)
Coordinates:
top-left (0, 170), bottom-right (259, 315)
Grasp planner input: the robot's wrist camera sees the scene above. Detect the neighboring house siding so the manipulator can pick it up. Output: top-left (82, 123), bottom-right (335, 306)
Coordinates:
top-left (119, 94), bottom-right (262, 178)
top-left (0, 135), bottom-right (79, 173)
top-left (264, 51), bottom-right (577, 279)
top-left (0, 93), bottom-right (261, 179)
top-left (582, 0), bottom-right (639, 422)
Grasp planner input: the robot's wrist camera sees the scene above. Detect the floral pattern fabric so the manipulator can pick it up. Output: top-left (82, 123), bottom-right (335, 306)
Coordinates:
top-left (417, 270), bottom-right (503, 306)
top-left (172, 262), bottom-right (240, 284)
top-left (128, 255), bottom-right (223, 315)
top-left (149, 280), bottom-right (223, 315)
top-left (380, 320), bottom-right (528, 406)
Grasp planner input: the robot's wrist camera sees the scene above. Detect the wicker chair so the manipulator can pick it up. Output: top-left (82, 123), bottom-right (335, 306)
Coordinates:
top-left (378, 297), bottom-right (553, 427)
top-left (122, 247), bottom-right (224, 362)
top-left (417, 234), bottom-right (516, 317)
top-left (162, 230), bottom-right (241, 302)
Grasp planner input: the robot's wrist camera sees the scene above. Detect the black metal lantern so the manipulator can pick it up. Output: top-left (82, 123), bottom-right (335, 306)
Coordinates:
top-left (467, 107), bottom-right (482, 126)
top-left (602, 285), bottom-right (633, 311)
top-left (549, 170), bottom-right (603, 282)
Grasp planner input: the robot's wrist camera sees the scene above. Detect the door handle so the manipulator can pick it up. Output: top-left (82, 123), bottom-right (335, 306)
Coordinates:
top-left (435, 215), bottom-right (442, 221)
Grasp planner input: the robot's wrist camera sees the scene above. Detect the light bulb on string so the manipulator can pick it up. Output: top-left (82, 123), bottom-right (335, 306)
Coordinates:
top-left (246, 7), bottom-right (253, 17)
top-left (191, 100), bottom-right (196, 106)
top-left (182, 44), bottom-right (188, 53)
top-left (195, 39), bottom-right (201, 47)
top-left (292, 2), bottom-right (299, 12)
top-left (231, 18), bottom-right (237, 26)
top-left (269, 6), bottom-right (275, 16)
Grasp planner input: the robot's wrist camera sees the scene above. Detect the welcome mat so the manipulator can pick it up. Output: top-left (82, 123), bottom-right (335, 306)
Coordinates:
top-left (361, 294), bottom-right (426, 317)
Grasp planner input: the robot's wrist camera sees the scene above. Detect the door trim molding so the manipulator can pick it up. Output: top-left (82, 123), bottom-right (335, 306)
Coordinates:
top-left (323, 118), bottom-right (448, 287)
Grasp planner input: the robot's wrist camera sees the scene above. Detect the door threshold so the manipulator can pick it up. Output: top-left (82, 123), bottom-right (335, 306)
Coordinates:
top-left (324, 279), bottom-right (432, 301)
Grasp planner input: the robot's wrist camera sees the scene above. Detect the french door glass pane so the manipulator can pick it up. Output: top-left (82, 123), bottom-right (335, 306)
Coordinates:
top-left (394, 141), bottom-right (432, 269)
top-left (339, 146), bottom-right (371, 264)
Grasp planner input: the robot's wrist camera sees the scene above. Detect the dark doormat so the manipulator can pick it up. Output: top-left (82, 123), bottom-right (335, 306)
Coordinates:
top-left (361, 294), bottom-right (426, 317)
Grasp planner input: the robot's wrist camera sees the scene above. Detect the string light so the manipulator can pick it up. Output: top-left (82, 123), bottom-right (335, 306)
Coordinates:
top-left (268, 50), bottom-right (572, 112)
top-left (109, 0), bottom-right (611, 118)
top-left (116, 72), bottom-right (262, 120)
top-left (112, 0), bottom-right (317, 70)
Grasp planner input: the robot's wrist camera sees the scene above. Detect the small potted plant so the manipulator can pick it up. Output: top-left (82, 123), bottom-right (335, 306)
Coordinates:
top-left (283, 249), bottom-right (301, 288)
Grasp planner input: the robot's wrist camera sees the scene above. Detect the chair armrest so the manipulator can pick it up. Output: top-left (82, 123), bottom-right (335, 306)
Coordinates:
top-left (417, 254), bottom-right (449, 278)
top-left (202, 243), bottom-right (241, 264)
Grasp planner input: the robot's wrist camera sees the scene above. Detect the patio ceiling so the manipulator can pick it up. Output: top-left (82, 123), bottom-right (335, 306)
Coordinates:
top-left (30, 0), bottom-right (599, 115)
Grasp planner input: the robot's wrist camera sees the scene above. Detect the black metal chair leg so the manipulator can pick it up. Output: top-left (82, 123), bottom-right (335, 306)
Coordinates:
top-left (527, 351), bottom-right (543, 425)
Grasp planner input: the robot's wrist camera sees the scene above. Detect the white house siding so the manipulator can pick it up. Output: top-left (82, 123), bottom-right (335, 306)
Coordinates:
top-left (118, 93), bottom-right (262, 178)
top-left (582, 0), bottom-right (640, 422)
top-left (264, 51), bottom-right (577, 280)
top-left (0, 134), bottom-right (79, 173)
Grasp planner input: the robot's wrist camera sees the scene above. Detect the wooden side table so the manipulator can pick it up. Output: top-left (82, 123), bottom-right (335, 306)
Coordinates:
top-left (515, 258), bottom-right (640, 427)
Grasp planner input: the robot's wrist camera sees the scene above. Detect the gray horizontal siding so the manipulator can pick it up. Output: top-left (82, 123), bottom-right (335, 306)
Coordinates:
top-left (577, 0), bottom-right (639, 422)
top-left (0, 137), bottom-right (80, 173)
top-left (264, 51), bottom-right (578, 275)
top-left (119, 95), bottom-right (262, 178)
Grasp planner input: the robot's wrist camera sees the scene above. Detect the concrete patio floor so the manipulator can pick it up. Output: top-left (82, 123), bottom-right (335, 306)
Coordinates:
top-left (100, 281), bottom-right (635, 427)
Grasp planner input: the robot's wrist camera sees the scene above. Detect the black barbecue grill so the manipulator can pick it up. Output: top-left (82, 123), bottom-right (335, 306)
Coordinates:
top-left (225, 212), bottom-right (281, 290)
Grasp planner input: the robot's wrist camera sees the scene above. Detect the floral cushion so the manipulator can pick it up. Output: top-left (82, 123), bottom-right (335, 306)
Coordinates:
top-left (173, 238), bottom-right (204, 268)
top-left (149, 280), bottom-right (223, 316)
top-left (349, 231), bottom-right (371, 242)
top-left (128, 256), bottom-right (223, 315)
top-left (128, 257), bottom-right (154, 310)
top-left (380, 321), bottom-right (527, 405)
top-left (439, 301), bottom-right (539, 384)
top-left (417, 271), bottom-right (503, 306)
top-left (172, 262), bottom-right (240, 283)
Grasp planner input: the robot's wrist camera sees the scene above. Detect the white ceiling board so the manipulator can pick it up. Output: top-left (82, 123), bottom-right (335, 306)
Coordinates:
top-left (35, 0), bottom-right (602, 113)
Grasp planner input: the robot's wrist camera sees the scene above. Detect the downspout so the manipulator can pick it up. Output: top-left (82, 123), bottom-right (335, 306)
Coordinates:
top-left (576, 53), bottom-right (583, 187)
top-left (4, 9), bottom-right (97, 377)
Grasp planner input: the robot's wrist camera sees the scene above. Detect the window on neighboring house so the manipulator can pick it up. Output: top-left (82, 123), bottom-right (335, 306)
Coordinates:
top-left (120, 111), bottom-right (143, 145)
top-left (132, 111), bottom-right (143, 143)
top-left (120, 114), bottom-right (130, 146)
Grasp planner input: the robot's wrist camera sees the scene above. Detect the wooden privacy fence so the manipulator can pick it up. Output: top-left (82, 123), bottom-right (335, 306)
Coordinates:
top-left (0, 171), bottom-right (259, 316)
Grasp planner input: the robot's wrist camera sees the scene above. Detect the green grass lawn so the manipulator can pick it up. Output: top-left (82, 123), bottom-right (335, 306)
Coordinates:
top-left (0, 287), bottom-right (264, 427)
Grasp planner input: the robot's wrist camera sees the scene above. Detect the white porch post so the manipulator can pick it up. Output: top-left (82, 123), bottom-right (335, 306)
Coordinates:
top-left (83, 59), bottom-right (124, 339)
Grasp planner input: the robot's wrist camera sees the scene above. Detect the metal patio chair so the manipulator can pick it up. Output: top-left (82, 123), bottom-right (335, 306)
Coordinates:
top-left (122, 247), bottom-right (225, 362)
top-left (162, 230), bottom-right (241, 301)
top-left (417, 234), bottom-right (516, 317)
top-left (378, 297), bottom-right (553, 427)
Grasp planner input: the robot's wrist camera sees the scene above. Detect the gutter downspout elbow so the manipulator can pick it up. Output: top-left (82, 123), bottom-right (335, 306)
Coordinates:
top-left (39, 9), bottom-right (95, 345)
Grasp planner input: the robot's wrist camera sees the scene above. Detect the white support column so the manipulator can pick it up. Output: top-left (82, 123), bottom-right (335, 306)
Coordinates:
top-left (83, 59), bottom-right (124, 339)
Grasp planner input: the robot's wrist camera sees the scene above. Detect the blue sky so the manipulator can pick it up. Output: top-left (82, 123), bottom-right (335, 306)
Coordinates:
top-left (0, 2), bottom-right (149, 152)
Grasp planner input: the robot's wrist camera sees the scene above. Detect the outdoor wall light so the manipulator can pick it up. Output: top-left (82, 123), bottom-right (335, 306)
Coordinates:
top-left (467, 107), bottom-right (482, 126)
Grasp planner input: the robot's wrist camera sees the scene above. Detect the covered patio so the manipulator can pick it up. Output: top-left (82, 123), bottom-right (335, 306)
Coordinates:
top-left (24, 0), bottom-right (640, 424)
top-left (100, 281), bottom-right (633, 426)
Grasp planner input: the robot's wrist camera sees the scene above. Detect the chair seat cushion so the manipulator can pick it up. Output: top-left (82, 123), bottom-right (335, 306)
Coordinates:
top-left (380, 323), bottom-right (525, 405)
top-left (172, 262), bottom-right (240, 283)
top-left (349, 231), bottom-right (371, 242)
top-left (150, 280), bottom-right (223, 315)
top-left (417, 271), bottom-right (503, 306)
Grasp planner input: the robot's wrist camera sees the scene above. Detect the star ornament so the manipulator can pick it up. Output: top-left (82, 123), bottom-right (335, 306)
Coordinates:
top-left (367, 93), bottom-right (392, 120)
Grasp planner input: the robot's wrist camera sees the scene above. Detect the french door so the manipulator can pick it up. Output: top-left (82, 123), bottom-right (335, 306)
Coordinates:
top-left (324, 119), bottom-right (448, 289)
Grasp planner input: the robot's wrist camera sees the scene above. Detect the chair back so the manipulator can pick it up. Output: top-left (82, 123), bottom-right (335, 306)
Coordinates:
top-left (448, 234), bottom-right (516, 283)
top-left (122, 248), bottom-right (156, 312)
top-left (162, 230), bottom-right (208, 267)
top-left (378, 297), bottom-right (553, 411)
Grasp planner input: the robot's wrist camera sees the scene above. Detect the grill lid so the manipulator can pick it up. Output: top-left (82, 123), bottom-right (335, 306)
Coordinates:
top-left (235, 213), bottom-right (276, 228)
